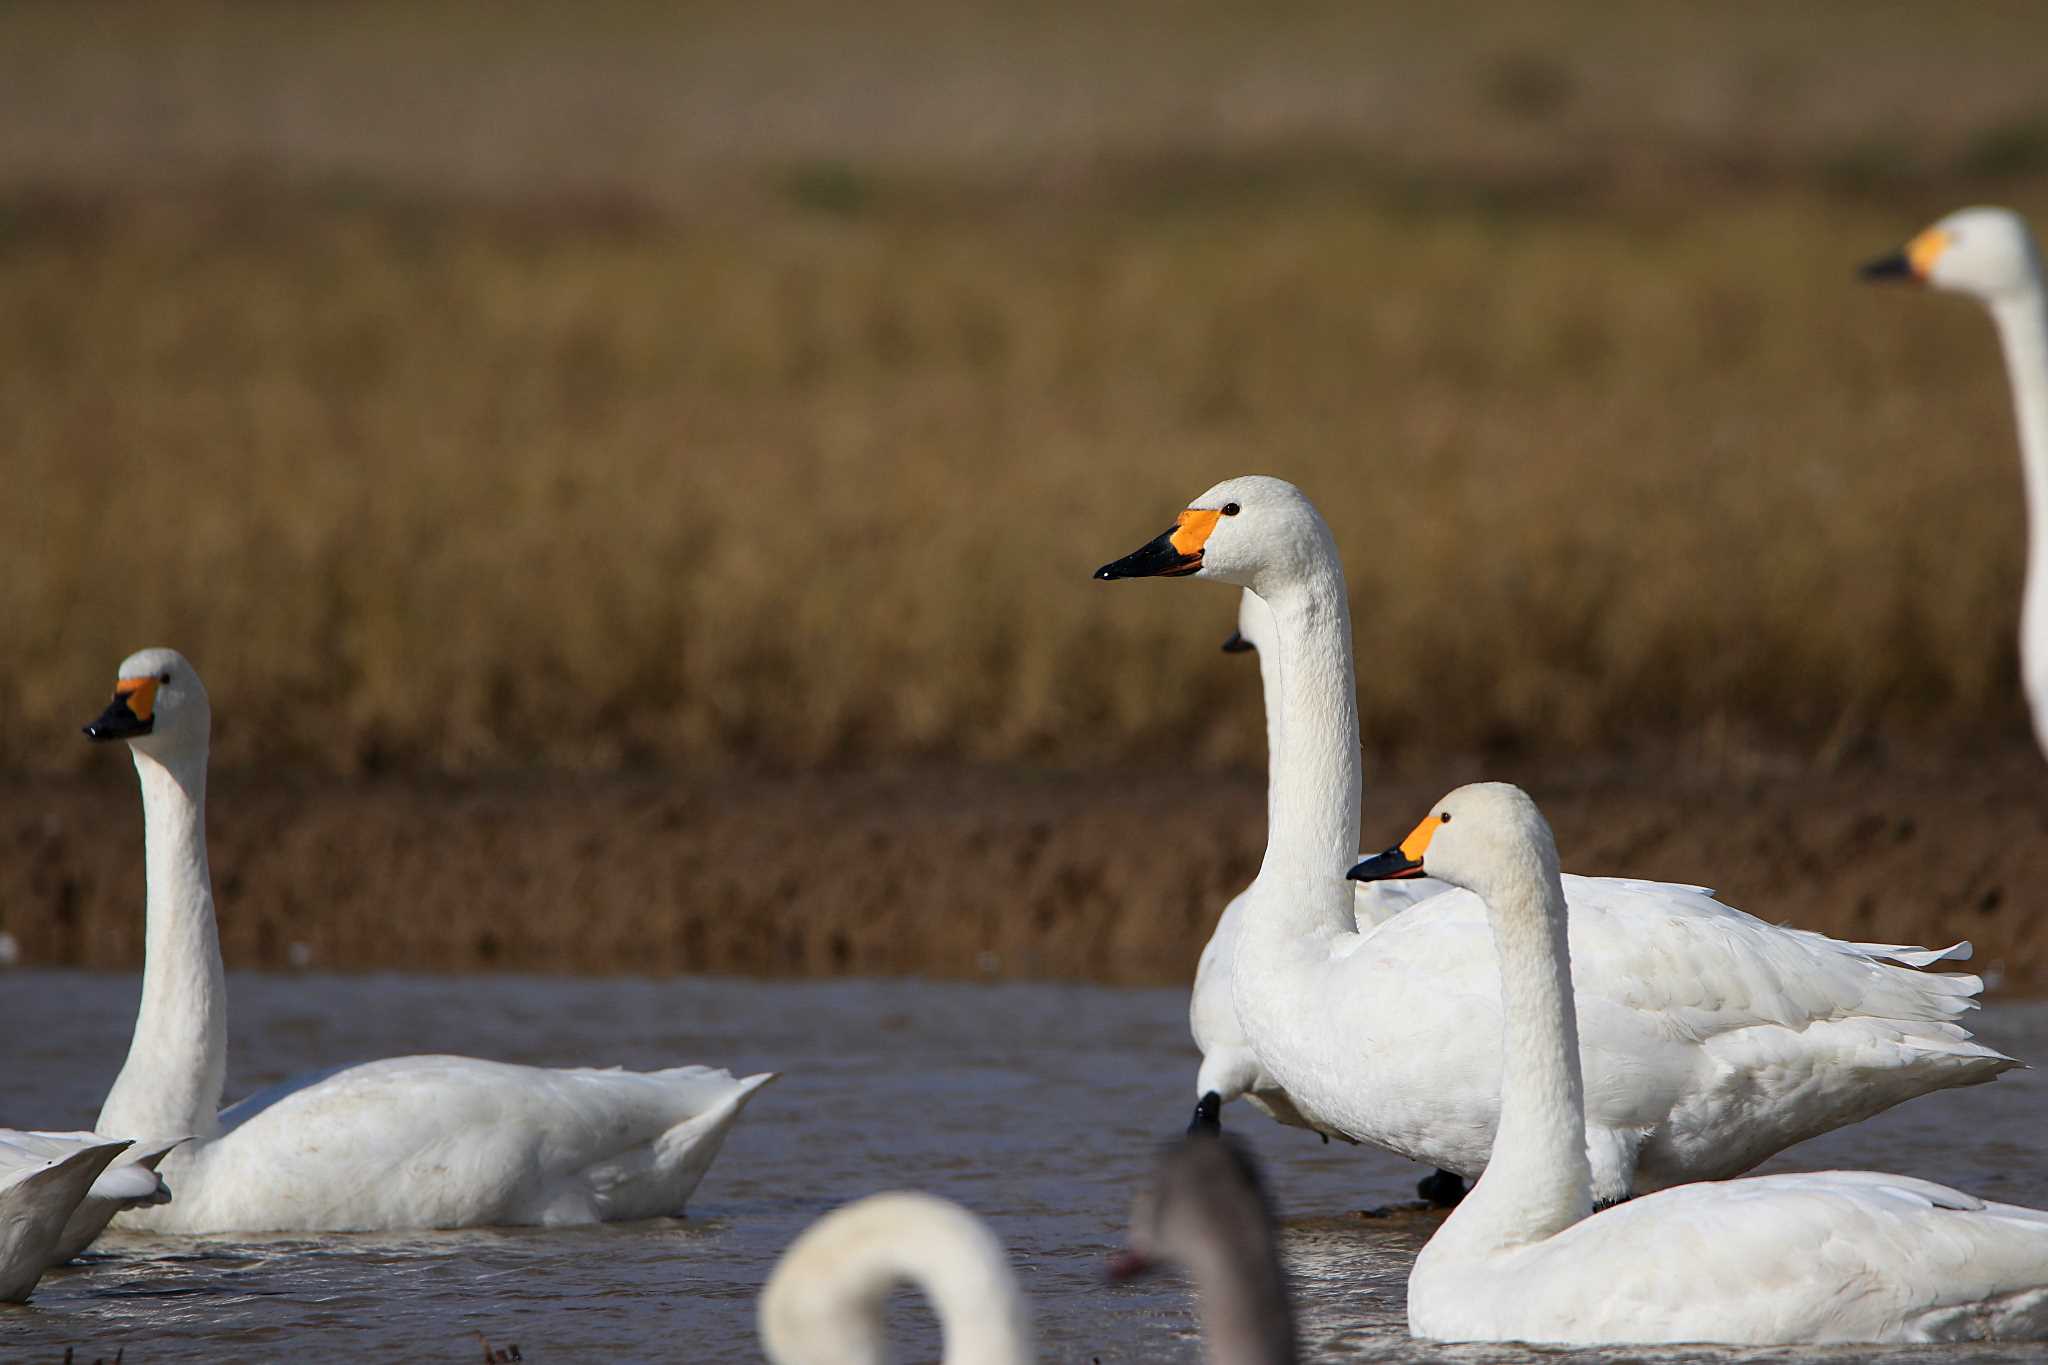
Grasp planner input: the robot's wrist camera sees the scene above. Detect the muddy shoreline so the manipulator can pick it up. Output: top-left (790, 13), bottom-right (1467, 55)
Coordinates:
top-left (5, 761), bottom-right (2044, 990)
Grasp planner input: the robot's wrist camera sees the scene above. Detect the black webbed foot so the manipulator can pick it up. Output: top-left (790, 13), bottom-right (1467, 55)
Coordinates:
top-left (1416, 1168), bottom-right (1468, 1208)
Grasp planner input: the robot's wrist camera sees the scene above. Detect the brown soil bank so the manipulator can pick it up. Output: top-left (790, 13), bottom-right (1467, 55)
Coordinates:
top-left (5, 761), bottom-right (2046, 992)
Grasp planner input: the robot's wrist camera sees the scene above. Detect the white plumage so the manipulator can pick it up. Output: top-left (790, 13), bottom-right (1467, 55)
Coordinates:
top-left (84, 647), bottom-right (774, 1235)
top-left (1098, 477), bottom-right (2015, 1204)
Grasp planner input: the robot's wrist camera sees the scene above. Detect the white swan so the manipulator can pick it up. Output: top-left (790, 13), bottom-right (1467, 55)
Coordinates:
top-left (1096, 476), bottom-right (2015, 1203)
top-left (1352, 782), bottom-right (2048, 1345)
top-left (1862, 207), bottom-right (2048, 757)
top-left (759, 1192), bottom-right (1033, 1365)
top-left (1193, 591), bottom-right (1449, 1175)
top-left (0, 1137), bottom-right (128, 1302)
top-left (0, 1131), bottom-right (178, 1264)
top-left (83, 648), bottom-right (775, 1234)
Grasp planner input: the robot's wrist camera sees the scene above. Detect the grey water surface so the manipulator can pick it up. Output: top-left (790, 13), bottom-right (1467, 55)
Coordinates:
top-left (0, 971), bottom-right (2043, 1363)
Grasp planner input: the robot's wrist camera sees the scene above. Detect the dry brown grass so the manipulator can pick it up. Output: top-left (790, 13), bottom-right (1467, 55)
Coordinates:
top-left (5, 3), bottom-right (2048, 776)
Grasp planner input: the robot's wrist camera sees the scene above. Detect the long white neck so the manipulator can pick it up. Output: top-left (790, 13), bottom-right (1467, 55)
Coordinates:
top-left (1432, 864), bottom-right (1592, 1253)
top-left (1989, 286), bottom-right (2048, 752)
top-left (760, 1194), bottom-right (1033, 1365)
top-left (1244, 592), bottom-right (1287, 836)
top-left (95, 744), bottom-right (226, 1144)
top-left (1247, 539), bottom-right (1362, 943)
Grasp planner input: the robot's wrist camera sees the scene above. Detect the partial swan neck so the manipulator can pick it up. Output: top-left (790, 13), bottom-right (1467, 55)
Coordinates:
top-left (1990, 287), bottom-right (2048, 743)
top-left (1437, 865), bottom-right (1592, 1252)
top-left (760, 1194), bottom-right (1032, 1365)
top-left (1183, 1233), bottom-right (1298, 1365)
top-left (1253, 540), bottom-right (1361, 941)
top-left (1243, 591), bottom-right (1288, 837)
top-left (96, 745), bottom-right (226, 1144)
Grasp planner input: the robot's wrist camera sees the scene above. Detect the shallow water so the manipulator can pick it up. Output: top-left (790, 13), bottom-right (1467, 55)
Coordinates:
top-left (0, 971), bottom-right (2043, 1363)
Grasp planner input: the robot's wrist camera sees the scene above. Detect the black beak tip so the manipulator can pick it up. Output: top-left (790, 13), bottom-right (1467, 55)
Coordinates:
top-left (1093, 563), bottom-right (1120, 581)
top-left (1348, 847), bottom-right (1423, 882)
top-left (1220, 630), bottom-right (1253, 654)
top-left (1859, 251), bottom-right (1914, 283)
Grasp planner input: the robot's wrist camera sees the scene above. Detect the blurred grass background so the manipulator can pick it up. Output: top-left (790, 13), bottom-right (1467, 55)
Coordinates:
top-left (7, 0), bottom-right (2048, 777)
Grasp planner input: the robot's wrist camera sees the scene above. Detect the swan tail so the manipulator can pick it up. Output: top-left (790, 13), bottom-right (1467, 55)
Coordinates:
top-left (0, 1142), bottom-right (129, 1300)
top-left (1845, 939), bottom-right (1975, 969)
top-left (578, 1071), bottom-right (777, 1223)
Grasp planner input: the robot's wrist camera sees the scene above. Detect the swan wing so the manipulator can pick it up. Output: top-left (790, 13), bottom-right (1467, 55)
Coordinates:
top-left (143, 1057), bottom-right (773, 1233)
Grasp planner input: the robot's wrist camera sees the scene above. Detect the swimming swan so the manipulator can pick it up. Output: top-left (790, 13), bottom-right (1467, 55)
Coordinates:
top-left (1862, 207), bottom-right (2048, 758)
top-left (1352, 782), bottom-right (2048, 1345)
top-left (1111, 1136), bottom-right (1299, 1365)
top-left (0, 1137), bottom-right (128, 1302)
top-left (83, 648), bottom-right (775, 1234)
top-left (1096, 476), bottom-right (2015, 1203)
top-left (759, 1192), bottom-right (1033, 1365)
top-left (0, 1130), bottom-right (178, 1263)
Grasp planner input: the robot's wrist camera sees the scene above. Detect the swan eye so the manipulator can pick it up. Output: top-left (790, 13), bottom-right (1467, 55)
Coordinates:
top-left (159, 672), bottom-right (172, 684)
top-left (1221, 502), bottom-right (1241, 516)
top-left (1439, 812), bottom-right (1452, 823)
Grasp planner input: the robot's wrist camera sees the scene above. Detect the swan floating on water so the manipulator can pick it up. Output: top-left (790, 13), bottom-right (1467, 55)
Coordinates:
top-left (0, 1136), bottom-right (129, 1302)
top-left (1353, 782), bottom-right (2048, 1345)
top-left (1862, 206), bottom-right (2048, 759)
top-left (83, 647), bottom-right (775, 1234)
top-left (1096, 476), bottom-right (2016, 1203)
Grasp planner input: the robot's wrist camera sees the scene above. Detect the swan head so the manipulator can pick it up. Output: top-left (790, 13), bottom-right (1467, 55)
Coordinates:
top-left (83, 647), bottom-right (210, 757)
top-left (1348, 782), bottom-right (1558, 901)
top-left (1861, 206), bottom-right (2043, 303)
top-left (1094, 475), bottom-right (1333, 598)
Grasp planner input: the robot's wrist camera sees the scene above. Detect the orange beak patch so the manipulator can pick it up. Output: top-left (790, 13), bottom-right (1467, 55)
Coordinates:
top-left (114, 676), bottom-right (160, 721)
top-left (1907, 227), bottom-right (1952, 281)
top-left (1398, 814), bottom-right (1444, 865)
top-left (1169, 508), bottom-right (1222, 557)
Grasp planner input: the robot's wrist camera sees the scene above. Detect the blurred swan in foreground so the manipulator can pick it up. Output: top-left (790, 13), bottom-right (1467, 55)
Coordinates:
top-left (1096, 476), bottom-right (2015, 1204)
top-left (1192, 590), bottom-right (1460, 1202)
top-left (1112, 1136), bottom-right (1298, 1365)
top-left (1863, 207), bottom-right (2048, 759)
top-left (84, 648), bottom-right (774, 1234)
top-left (1353, 782), bottom-right (2048, 1344)
top-left (0, 1130), bottom-right (178, 1264)
top-left (0, 1136), bottom-right (128, 1301)
top-left (759, 1191), bottom-right (1033, 1364)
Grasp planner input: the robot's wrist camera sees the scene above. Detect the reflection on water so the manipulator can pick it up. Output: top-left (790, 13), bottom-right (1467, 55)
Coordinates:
top-left (0, 971), bottom-right (2043, 1362)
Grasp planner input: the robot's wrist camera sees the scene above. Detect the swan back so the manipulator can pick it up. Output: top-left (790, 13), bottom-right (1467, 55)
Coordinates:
top-left (760, 1192), bottom-right (1032, 1365)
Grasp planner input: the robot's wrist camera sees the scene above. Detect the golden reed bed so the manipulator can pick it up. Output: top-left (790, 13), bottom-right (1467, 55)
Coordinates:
top-left (6, 763), bottom-right (2043, 988)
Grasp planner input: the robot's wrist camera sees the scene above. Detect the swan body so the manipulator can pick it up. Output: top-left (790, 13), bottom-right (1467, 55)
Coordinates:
top-left (1097, 477), bottom-right (2015, 1202)
top-left (1355, 783), bottom-right (2048, 1345)
top-left (86, 648), bottom-right (774, 1234)
top-left (0, 1138), bottom-right (128, 1301)
top-left (759, 1192), bottom-right (1033, 1365)
top-left (1192, 590), bottom-right (1447, 1134)
top-left (1864, 207), bottom-right (2048, 756)
top-left (0, 1131), bottom-right (178, 1263)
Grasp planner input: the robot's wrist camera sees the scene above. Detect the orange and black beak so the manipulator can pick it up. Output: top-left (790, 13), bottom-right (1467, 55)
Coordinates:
top-left (1859, 226), bottom-right (1951, 285)
top-left (1348, 812), bottom-right (1444, 882)
top-left (1221, 629), bottom-right (1254, 654)
top-left (1094, 509), bottom-right (1222, 580)
top-left (84, 678), bottom-right (158, 742)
